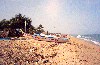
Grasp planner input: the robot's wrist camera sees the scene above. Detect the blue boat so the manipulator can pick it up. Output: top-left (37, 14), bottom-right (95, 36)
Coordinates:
top-left (0, 38), bottom-right (10, 40)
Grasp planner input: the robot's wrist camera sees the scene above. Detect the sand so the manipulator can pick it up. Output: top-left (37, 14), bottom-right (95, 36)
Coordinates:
top-left (0, 36), bottom-right (100, 65)
top-left (68, 36), bottom-right (100, 65)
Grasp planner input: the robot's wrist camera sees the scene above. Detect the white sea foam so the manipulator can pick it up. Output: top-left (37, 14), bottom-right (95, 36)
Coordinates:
top-left (82, 37), bottom-right (100, 46)
top-left (90, 40), bottom-right (100, 46)
top-left (77, 35), bottom-right (81, 38)
top-left (76, 35), bottom-right (100, 46)
top-left (73, 34), bottom-right (100, 46)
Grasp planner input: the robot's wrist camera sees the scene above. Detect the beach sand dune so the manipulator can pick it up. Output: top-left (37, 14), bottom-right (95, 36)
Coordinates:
top-left (0, 37), bottom-right (100, 65)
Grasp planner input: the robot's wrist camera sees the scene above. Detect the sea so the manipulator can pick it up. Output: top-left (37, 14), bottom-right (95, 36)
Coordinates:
top-left (71, 34), bottom-right (100, 46)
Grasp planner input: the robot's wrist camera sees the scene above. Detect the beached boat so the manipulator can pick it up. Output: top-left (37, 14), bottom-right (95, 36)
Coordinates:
top-left (55, 38), bottom-right (69, 43)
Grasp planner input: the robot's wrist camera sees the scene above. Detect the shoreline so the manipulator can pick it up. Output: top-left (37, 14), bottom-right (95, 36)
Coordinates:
top-left (68, 35), bottom-right (100, 65)
top-left (68, 35), bottom-right (100, 46)
top-left (71, 34), bottom-right (100, 46)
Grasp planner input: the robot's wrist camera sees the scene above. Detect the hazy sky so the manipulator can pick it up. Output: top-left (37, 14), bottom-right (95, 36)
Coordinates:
top-left (0, 0), bottom-right (100, 34)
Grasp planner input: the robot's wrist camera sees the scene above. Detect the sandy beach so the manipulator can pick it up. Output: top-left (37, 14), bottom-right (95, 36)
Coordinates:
top-left (0, 36), bottom-right (100, 65)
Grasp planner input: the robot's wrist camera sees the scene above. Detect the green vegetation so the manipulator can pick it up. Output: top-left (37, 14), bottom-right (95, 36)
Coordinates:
top-left (0, 13), bottom-right (44, 37)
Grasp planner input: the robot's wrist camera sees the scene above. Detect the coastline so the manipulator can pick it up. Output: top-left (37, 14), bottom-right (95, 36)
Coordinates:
top-left (68, 35), bottom-right (100, 65)
top-left (0, 36), bottom-right (100, 65)
top-left (68, 35), bottom-right (100, 47)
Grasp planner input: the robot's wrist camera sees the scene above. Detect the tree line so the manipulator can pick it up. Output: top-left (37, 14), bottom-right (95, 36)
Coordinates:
top-left (0, 13), bottom-right (45, 37)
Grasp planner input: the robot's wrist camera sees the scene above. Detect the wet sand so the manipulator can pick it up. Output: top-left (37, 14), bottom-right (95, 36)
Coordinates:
top-left (0, 36), bottom-right (100, 65)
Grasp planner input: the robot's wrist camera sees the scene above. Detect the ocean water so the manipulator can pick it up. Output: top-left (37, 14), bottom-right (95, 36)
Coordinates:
top-left (72, 34), bottom-right (100, 46)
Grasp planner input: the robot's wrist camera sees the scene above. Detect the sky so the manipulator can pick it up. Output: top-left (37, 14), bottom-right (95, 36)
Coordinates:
top-left (0, 0), bottom-right (100, 34)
